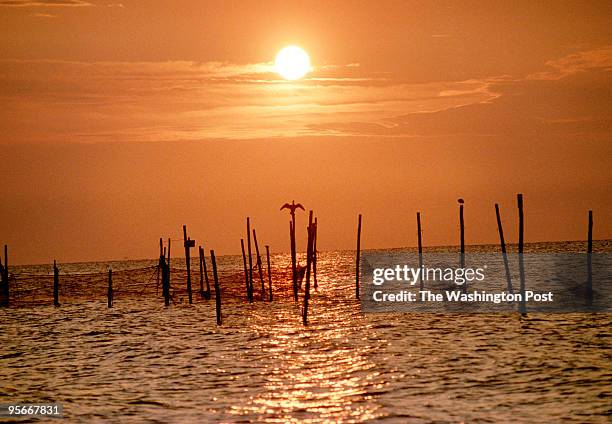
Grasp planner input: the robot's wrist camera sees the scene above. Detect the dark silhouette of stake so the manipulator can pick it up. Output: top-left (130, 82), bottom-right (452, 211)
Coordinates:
top-left (0, 257), bottom-right (4, 307)
top-left (183, 225), bottom-right (195, 304)
top-left (281, 201), bottom-right (304, 302)
top-left (157, 238), bottom-right (162, 289)
top-left (587, 210), bottom-right (593, 306)
top-left (313, 217), bottom-right (318, 289)
top-left (240, 239), bottom-right (251, 302)
top-left (417, 212), bottom-right (424, 291)
top-left (53, 260), bottom-right (60, 307)
top-left (290, 220), bottom-right (298, 301)
top-left (246, 217), bottom-right (254, 301)
top-left (199, 246), bottom-right (211, 300)
top-left (210, 250), bottom-right (221, 325)
top-left (495, 204), bottom-right (514, 294)
top-left (265, 245), bottom-right (273, 301)
top-left (160, 252), bottom-right (170, 306)
top-left (517, 194), bottom-right (526, 315)
top-left (167, 237), bottom-right (171, 291)
top-left (303, 211), bottom-right (314, 325)
top-left (107, 268), bottom-right (113, 308)
top-left (458, 199), bottom-right (466, 293)
top-left (356, 214), bottom-right (362, 300)
top-left (252, 229), bottom-right (265, 300)
top-left (0, 245), bottom-right (8, 307)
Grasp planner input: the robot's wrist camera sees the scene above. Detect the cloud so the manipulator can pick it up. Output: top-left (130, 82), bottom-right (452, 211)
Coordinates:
top-left (529, 46), bottom-right (612, 81)
top-left (0, 0), bottom-right (91, 6)
top-left (0, 58), bottom-right (495, 142)
top-left (31, 11), bottom-right (56, 16)
top-left (0, 47), bottom-right (610, 143)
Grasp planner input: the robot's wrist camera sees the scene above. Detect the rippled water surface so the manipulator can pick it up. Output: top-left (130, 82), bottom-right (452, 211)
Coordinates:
top-left (1, 242), bottom-right (610, 423)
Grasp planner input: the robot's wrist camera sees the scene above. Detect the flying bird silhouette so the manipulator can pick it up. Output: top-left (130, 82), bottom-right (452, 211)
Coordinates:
top-left (280, 200), bottom-right (305, 217)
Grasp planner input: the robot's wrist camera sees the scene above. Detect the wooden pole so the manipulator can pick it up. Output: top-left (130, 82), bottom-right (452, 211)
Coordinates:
top-left (517, 194), bottom-right (526, 314)
top-left (459, 200), bottom-right (466, 292)
top-left (587, 210), bottom-right (593, 306)
top-left (356, 214), bottom-right (362, 300)
top-left (0, 256), bottom-right (4, 307)
top-left (290, 220), bottom-right (298, 301)
top-left (303, 211), bottom-right (314, 325)
top-left (240, 239), bottom-right (251, 302)
top-left (313, 217), bottom-right (318, 290)
top-left (198, 245), bottom-right (204, 296)
top-left (495, 204), bottom-right (513, 294)
top-left (417, 212), bottom-right (423, 291)
top-left (107, 267), bottom-right (113, 308)
top-left (247, 217), bottom-right (254, 301)
top-left (1, 245), bottom-right (8, 307)
top-left (167, 237), bottom-right (171, 291)
top-left (252, 229), bottom-right (265, 300)
top-left (160, 252), bottom-right (170, 307)
top-left (210, 250), bottom-right (222, 325)
top-left (183, 225), bottom-right (194, 305)
top-left (199, 246), bottom-right (211, 300)
top-left (265, 245), bottom-right (273, 302)
top-left (459, 201), bottom-right (465, 266)
top-left (157, 238), bottom-right (162, 289)
top-left (53, 260), bottom-right (60, 307)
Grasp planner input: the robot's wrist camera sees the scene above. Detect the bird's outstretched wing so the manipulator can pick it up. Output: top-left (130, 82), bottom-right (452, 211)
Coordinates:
top-left (295, 203), bottom-right (305, 211)
top-left (280, 203), bottom-right (292, 211)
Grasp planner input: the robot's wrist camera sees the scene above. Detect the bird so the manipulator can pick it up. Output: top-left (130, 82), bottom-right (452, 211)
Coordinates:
top-left (458, 198), bottom-right (464, 204)
top-left (280, 200), bottom-right (305, 218)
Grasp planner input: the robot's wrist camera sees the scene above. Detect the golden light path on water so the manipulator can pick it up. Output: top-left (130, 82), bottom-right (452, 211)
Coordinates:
top-left (226, 252), bottom-right (388, 422)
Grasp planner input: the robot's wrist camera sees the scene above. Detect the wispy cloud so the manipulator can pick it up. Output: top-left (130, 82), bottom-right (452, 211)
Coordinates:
top-left (528, 46), bottom-right (612, 81)
top-left (31, 11), bottom-right (56, 17)
top-left (0, 0), bottom-right (91, 6)
top-left (1, 47), bottom-right (610, 143)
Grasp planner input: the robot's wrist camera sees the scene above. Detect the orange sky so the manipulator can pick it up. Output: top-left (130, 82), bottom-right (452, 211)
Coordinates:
top-left (1, 1), bottom-right (611, 264)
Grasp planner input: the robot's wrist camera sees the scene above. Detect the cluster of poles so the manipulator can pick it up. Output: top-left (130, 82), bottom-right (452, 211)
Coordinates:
top-left (0, 193), bottom-right (597, 320)
top-left (354, 193), bottom-right (596, 313)
top-left (157, 225), bottom-right (222, 324)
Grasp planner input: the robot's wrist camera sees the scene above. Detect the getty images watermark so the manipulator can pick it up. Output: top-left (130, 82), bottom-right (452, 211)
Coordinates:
top-left (361, 252), bottom-right (611, 313)
top-left (371, 264), bottom-right (551, 303)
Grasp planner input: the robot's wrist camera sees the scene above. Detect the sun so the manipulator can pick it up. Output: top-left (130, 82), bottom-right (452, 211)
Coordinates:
top-left (274, 46), bottom-right (311, 80)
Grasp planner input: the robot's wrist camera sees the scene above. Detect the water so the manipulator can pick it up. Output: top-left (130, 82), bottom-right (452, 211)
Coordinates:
top-left (1, 242), bottom-right (610, 422)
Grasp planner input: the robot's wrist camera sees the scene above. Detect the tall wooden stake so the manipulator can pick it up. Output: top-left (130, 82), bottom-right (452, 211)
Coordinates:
top-left (160, 252), bottom-right (170, 306)
top-left (53, 260), bottom-right (60, 307)
top-left (417, 212), bottom-right (423, 291)
top-left (495, 204), bottom-right (513, 294)
top-left (265, 245), bottom-right (273, 302)
top-left (107, 267), bottom-right (113, 308)
top-left (459, 201), bottom-right (465, 265)
top-left (247, 217), bottom-right (254, 301)
top-left (313, 217), bottom-right (318, 289)
top-left (183, 225), bottom-right (195, 304)
top-left (356, 214), bottom-right (362, 300)
top-left (303, 211), bottom-right (314, 325)
top-left (157, 238), bottom-right (162, 289)
top-left (459, 200), bottom-right (466, 292)
top-left (210, 250), bottom-right (222, 325)
top-left (240, 239), bottom-right (251, 302)
top-left (167, 237), bottom-right (171, 292)
top-left (587, 210), bottom-right (593, 306)
top-left (517, 194), bottom-right (526, 314)
top-left (199, 246), bottom-right (211, 300)
top-left (290, 220), bottom-right (298, 301)
top-left (1, 245), bottom-right (8, 307)
top-left (252, 229), bottom-right (265, 300)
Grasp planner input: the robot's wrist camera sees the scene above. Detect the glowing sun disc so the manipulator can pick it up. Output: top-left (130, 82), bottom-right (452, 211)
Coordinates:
top-left (274, 46), bottom-right (311, 80)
